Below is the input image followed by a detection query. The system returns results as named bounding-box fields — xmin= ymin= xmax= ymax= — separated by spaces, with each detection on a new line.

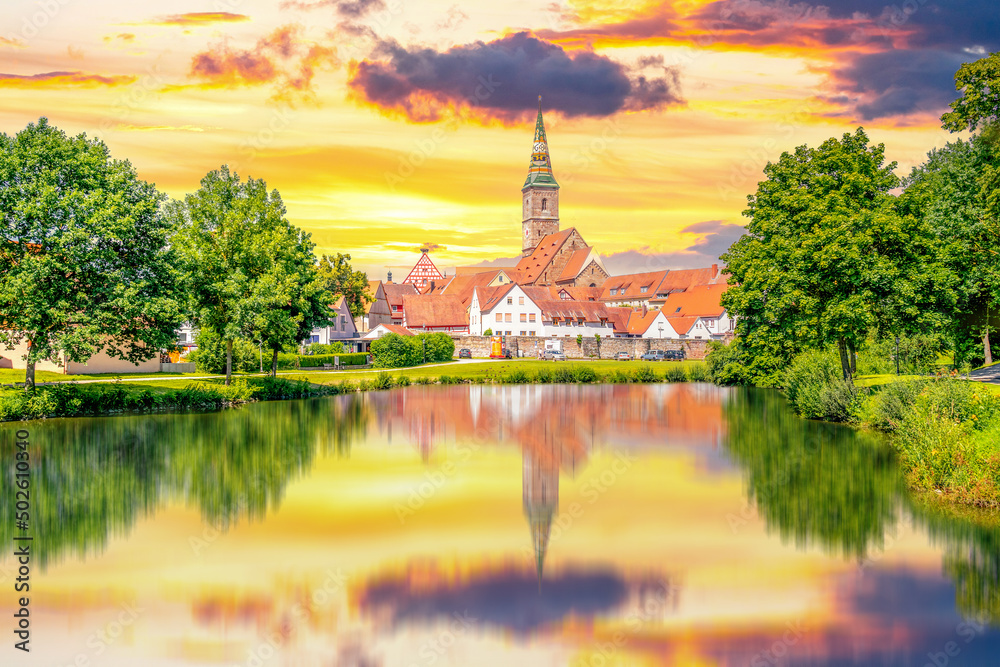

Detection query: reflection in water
xmin=7 ymin=383 xmax=1000 ymax=665
xmin=0 ymin=396 xmax=369 ymax=567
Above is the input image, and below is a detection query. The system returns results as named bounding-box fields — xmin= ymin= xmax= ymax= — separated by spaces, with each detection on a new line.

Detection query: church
xmin=514 ymin=99 xmax=610 ymax=288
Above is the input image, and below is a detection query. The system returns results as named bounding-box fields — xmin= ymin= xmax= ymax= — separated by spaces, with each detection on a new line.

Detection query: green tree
xmin=900 ymin=135 xmax=1000 ymax=366
xmin=0 ymin=118 xmax=183 ymax=390
xmin=420 ymin=332 xmax=455 ymax=362
xmin=941 ymin=51 xmax=1000 ymax=134
xmin=247 ymin=231 xmax=333 ymax=376
xmin=370 ymin=333 xmax=421 ymax=368
xmin=721 ymin=128 xmax=941 ymax=384
xmin=318 ymin=253 xmax=373 ymax=318
xmin=170 ymin=166 xmax=307 ymax=385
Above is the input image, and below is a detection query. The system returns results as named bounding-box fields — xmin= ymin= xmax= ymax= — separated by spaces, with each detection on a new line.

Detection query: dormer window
xmin=610 ymin=289 xmax=618 ymax=296
xmin=640 ymin=285 xmax=649 ymax=293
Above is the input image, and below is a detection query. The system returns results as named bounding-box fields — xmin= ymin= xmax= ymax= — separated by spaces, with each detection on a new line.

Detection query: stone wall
xmin=452 ymin=335 xmax=712 ymax=360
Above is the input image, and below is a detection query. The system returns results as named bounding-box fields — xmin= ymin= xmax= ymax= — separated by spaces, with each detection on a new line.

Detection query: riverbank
xmin=0 ymin=359 xmax=708 ymax=422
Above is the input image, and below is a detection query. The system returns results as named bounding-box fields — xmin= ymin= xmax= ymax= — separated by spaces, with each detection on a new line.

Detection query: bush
xmin=705 ymin=341 xmax=751 ymax=386
xmin=573 ymin=366 xmax=597 ymax=383
xmin=784 ymin=349 xmax=857 ymax=422
xmin=396 ymin=375 xmax=412 ymax=387
xmin=858 ymin=380 xmax=925 ymax=432
xmin=687 ymin=363 xmax=709 ymax=382
xmin=554 ymin=366 xmax=575 ymax=383
xmin=420 ymin=332 xmax=455 ymax=362
xmin=662 ymin=365 xmax=686 ymax=383
xmin=534 ymin=368 xmax=552 ymax=384
xmin=483 ymin=329 xmax=493 ymax=336
xmin=190 ymin=327 xmax=260 ymax=373
xmin=414 ymin=376 xmax=434 ymax=385
xmin=306 ymin=342 xmax=345 ymax=355
xmin=503 ymin=368 xmax=531 ymax=384
xmin=370 ymin=333 xmax=421 ymax=368
xmin=372 ymin=372 xmax=395 ymax=390
xmin=609 ymin=369 xmax=631 ymax=383
xmin=439 ymin=374 xmax=459 ymax=385
xmin=633 ymin=365 xmax=659 ymax=383
xmin=299 ymin=353 xmax=368 ymax=368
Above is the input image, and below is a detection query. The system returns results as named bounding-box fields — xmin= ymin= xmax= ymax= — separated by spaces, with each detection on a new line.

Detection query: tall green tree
xmin=0 ymin=118 xmax=183 ymax=390
xmin=900 ymin=135 xmax=1000 ymax=366
xmin=941 ymin=51 xmax=1000 ymax=134
xmin=721 ymin=128 xmax=942 ymax=384
xmin=169 ymin=166 xmax=309 ymax=384
xmin=318 ymin=253 xmax=373 ymax=318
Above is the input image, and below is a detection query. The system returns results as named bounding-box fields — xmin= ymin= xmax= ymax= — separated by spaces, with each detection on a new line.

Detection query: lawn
xmin=0 ymin=368 xmax=205 ymax=385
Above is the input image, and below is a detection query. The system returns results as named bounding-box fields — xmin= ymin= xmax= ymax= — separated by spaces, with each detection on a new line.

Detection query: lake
xmin=3 ymin=383 xmax=1000 ymax=666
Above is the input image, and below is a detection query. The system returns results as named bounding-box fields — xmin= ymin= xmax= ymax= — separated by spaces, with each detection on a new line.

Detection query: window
xmin=640 ymin=285 xmax=649 ymax=293
xmin=310 ymin=335 xmax=320 ymax=343
xmin=505 ymin=313 xmax=512 ymax=322
xmin=507 ymin=297 xmax=513 ymax=305
xmin=578 ymin=318 xmax=585 ymax=325
xmin=506 ymin=330 xmax=512 ymax=336
xmin=496 ymin=313 xmax=502 ymax=322
xmin=541 ymin=198 xmax=547 ymax=211
xmin=529 ymin=313 xmax=536 ymax=322
xmin=519 ymin=296 xmax=524 ymax=305
xmin=520 ymin=313 xmax=527 ymax=322
xmin=529 ymin=331 xmax=536 ymax=336
xmin=674 ymin=307 xmax=681 ymax=313
xmin=520 ymin=330 xmax=526 ymax=336
xmin=610 ymin=289 xmax=618 ymax=296
xmin=340 ymin=315 xmax=346 ymax=330
xmin=393 ymin=305 xmax=400 ymax=312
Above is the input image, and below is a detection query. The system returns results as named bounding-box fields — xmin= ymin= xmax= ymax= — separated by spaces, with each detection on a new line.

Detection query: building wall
xmin=534 ymin=231 xmax=588 ymax=285
xmin=473 ymin=286 xmax=544 ymax=336
xmin=65 ymin=348 xmax=161 ymax=375
xmin=0 ymin=339 xmax=65 ymax=373
xmin=568 ymin=260 xmax=608 ymax=288
xmin=451 ymin=335 xmax=713 ymax=360
xmin=522 ymin=187 xmax=560 ymax=256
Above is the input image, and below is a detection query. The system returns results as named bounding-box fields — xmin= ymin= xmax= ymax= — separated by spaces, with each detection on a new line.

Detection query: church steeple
xmin=521 ymin=96 xmax=560 ymax=257
xmin=524 ymin=96 xmax=559 ymax=189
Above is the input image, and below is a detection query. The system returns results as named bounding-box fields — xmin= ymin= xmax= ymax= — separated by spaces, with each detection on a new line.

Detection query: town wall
xmin=452 ymin=335 xmax=713 ymax=360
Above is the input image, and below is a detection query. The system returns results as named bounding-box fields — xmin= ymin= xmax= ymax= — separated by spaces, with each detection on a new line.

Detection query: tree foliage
xmin=941 ymin=51 xmax=1000 ymax=134
xmin=721 ymin=128 xmax=943 ymax=384
xmin=0 ymin=118 xmax=183 ymax=390
xmin=318 ymin=253 xmax=373 ymax=318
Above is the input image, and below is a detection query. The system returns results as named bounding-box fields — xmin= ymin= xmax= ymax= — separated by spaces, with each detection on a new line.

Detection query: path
xmin=969 ymin=364 xmax=1000 ymax=384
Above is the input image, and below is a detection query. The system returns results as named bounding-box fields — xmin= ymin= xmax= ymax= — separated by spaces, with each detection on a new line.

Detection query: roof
xmin=402 ymin=252 xmax=445 ymax=286
xmin=440 ymin=270 xmax=520 ymax=306
xmin=523 ymin=98 xmax=559 ymax=189
xmin=654 ymin=265 xmax=726 ymax=296
xmin=383 ymin=283 xmax=418 ymax=307
xmin=626 ymin=310 xmax=661 ymax=336
xmin=660 ymin=284 xmax=728 ymax=318
xmin=515 ymin=229 xmax=576 ymax=283
xmin=666 ymin=316 xmax=698 ymax=335
xmin=363 ymin=323 xmax=415 ymax=339
xmin=600 ymin=270 xmax=669 ymax=301
xmin=362 ymin=280 xmax=383 ymax=314
xmin=537 ymin=300 xmax=610 ymax=323
xmin=555 ymin=246 xmax=605 ymax=283
xmin=402 ymin=294 xmax=468 ymax=328
xmin=332 ymin=295 xmax=346 ymax=310
xmin=604 ymin=307 xmax=633 ymax=334
xmin=553 ymin=285 xmax=603 ymax=301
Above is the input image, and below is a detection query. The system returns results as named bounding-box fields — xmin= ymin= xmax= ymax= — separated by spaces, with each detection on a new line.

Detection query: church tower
xmin=522 ymin=97 xmax=560 ymax=257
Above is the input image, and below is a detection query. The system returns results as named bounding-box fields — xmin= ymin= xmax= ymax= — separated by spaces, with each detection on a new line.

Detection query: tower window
xmin=541 ymin=198 xmax=547 ymax=212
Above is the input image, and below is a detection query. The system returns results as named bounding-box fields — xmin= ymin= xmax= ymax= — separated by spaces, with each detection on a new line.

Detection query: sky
xmin=1 ymin=0 xmax=992 ymax=279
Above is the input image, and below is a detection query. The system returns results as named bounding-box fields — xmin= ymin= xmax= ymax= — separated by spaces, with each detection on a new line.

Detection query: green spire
xmin=524 ymin=96 xmax=559 ymax=189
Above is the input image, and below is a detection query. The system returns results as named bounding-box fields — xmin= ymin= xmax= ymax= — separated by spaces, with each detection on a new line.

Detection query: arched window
xmin=541 ymin=198 xmax=547 ymax=212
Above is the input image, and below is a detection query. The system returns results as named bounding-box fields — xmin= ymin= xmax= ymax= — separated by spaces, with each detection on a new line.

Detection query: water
xmin=3 ymin=383 xmax=1000 ymax=666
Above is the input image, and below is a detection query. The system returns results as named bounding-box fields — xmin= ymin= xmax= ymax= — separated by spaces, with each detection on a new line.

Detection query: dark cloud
xmin=348 ymin=32 xmax=684 ymax=122
xmin=188 ymin=25 xmax=335 ymax=102
xmin=825 ymin=49 xmax=966 ymax=120
xmin=417 ymin=242 xmax=445 ymax=253
xmin=602 ymin=220 xmax=744 ymax=274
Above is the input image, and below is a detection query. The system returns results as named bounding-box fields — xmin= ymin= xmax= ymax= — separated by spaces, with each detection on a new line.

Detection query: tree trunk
xmin=225 ymin=339 xmax=233 ymax=386
xmin=24 ymin=358 xmax=36 ymax=393
xmin=850 ymin=347 xmax=857 ymax=375
xmin=984 ymin=329 xmax=993 ymax=366
xmin=271 ymin=348 xmax=279 ymax=378
xmin=837 ymin=338 xmax=853 ymax=383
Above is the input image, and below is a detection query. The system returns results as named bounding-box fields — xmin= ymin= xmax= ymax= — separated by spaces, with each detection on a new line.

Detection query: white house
xmin=307 ymin=296 xmax=363 ymax=350
xmin=469 ymin=284 xmax=615 ymax=338
xmin=660 ymin=284 xmax=733 ymax=339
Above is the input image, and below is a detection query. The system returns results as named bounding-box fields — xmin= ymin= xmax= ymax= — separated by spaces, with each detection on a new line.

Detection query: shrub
xmin=484 ymin=328 xmax=492 ymax=336
xmin=299 ymin=353 xmax=367 ymax=368
xmin=609 ymin=369 xmax=631 ymax=383
xmin=439 ymin=374 xmax=459 ymax=385
xmin=784 ymin=349 xmax=857 ymax=421
xmin=705 ymin=340 xmax=751 ymax=386
xmin=553 ymin=366 xmax=575 ymax=383
xmin=858 ymin=380 xmax=925 ymax=432
xmin=534 ymin=368 xmax=552 ymax=384
xmin=503 ymin=368 xmax=531 ymax=384
xmin=420 ymin=332 xmax=455 ymax=362
xmin=370 ymin=333 xmax=421 ymax=368
xmin=190 ymin=327 xmax=260 ymax=373
xmin=306 ymin=342 xmax=345 ymax=355
xmin=634 ymin=365 xmax=660 ymax=383
xmin=357 ymin=378 xmax=372 ymax=391
xmin=687 ymin=363 xmax=709 ymax=382
xmin=573 ymin=365 xmax=597 ymax=383
xmin=372 ymin=372 xmax=395 ymax=390
xmin=396 ymin=375 xmax=412 ymax=387
xmin=414 ymin=376 xmax=434 ymax=385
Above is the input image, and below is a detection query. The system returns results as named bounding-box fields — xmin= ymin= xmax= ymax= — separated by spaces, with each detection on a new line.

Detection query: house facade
xmin=307 ymin=296 xmax=362 ymax=350
xmin=355 ymin=280 xmax=393 ymax=332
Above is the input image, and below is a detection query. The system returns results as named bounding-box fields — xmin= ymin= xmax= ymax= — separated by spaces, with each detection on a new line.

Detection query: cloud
xmin=822 ymin=49 xmax=966 ymax=120
xmin=348 ymin=32 xmax=684 ymax=123
xmin=280 ymin=0 xmax=385 ymax=16
xmin=104 ymin=33 xmax=136 ymax=44
xmin=188 ymin=25 xmax=336 ymax=102
xmin=602 ymin=220 xmax=744 ymax=274
xmin=418 ymin=242 xmax=445 ymax=253
xmin=0 ymin=36 xmax=24 ymax=49
xmin=435 ymin=5 xmax=469 ymax=31
xmin=140 ymin=12 xmax=250 ymax=27
xmin=0 ymin=71 xmax=136 ymax=89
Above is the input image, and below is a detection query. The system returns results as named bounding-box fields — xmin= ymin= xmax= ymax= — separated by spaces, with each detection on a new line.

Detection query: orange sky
xmin=0 ymin=0 xmax=979 ymax=278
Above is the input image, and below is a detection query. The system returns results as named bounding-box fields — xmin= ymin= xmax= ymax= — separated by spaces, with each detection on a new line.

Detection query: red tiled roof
xmin=654 ymin=265 xmax=726 ymax=296
xmin=478 ymin=283 xmax=518 ymax=311
xmin=556 ymin=246 xmax=593 ymax=282
xmin=382 ymin=324 xmax=415 ymax=336
xmin=553 ymin=285 xmax=603 ymax=301
xmin=440 ymin=270 xmax=520 ymax=306
xmin=660 ymin=284 xmax=728 ymax=318
xmin=383 ymin=283 xmax=418 ymax=307
xmin=537 ymin=300 xmax=610 ymax=323
xmin=514 ymin=229 xmax=576 ymax=283
xmin=402 ymin=294 xmax=468 ymax=328
xmin=599 ymin=269 xmax=669 ymax=301
xmin=626 ymin=310 xmax=660 ymax=336
xmin=604 ymin=307 xmax=633 ymax=334
xmin=666 ymin=316 xmax=698 ymax=335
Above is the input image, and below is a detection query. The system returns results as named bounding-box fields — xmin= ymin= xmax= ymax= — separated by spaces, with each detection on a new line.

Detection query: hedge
xmin=298 ymin=352 xmax=369 ymax=368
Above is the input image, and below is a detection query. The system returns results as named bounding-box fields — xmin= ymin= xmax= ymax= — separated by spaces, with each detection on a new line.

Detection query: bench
xmin=323 ymin=363 xmax=333 ymax=370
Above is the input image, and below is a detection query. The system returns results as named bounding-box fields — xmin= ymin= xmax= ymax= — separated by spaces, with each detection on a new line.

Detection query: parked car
xmin=541 ymin=350 xmax=567 ymax=361
xmin=501 ymin=348 xmax=514 ymax=359
xmin=616 ymin=351 xmax=633 ymax=361
xmin=663 ymin=349 xmax=686 ymax=361
xmin=458 ymin=348 xmax=472 ymax=359
xmin=640 ymin=350 xmax=666 ymax=361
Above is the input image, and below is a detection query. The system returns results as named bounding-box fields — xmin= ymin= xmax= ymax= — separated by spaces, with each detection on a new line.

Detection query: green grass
xmin=0 ymin=369 xmax=207 ymax=385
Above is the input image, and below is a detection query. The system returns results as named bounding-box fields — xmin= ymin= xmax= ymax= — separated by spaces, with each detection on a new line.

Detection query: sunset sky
xmin=1 ymin=0 xmax=992 ymax=278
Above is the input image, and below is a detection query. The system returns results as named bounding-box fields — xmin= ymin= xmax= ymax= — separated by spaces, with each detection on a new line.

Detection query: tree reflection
xmin=721 ymin=387 xmax=902 ymax=559
xmin=0 ymin=395 xmax=368 ymax=568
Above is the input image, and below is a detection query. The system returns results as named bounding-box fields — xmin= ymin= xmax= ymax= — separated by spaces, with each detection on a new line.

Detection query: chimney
xmin=711 ymin=263 xmax=719 ymax=276
xmin=429 ymin=280 xmax=436 ymax=291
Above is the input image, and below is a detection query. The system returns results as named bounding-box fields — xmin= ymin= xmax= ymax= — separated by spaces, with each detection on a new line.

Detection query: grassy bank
xmin=0 ymin=359 xmax=709 ymax=422
xmin=781 ymin=350 xmax=1000 ymax=508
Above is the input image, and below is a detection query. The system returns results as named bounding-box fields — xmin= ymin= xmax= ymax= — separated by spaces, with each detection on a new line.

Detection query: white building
xmin=469 ymin=284 xmax=615 ymax=338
